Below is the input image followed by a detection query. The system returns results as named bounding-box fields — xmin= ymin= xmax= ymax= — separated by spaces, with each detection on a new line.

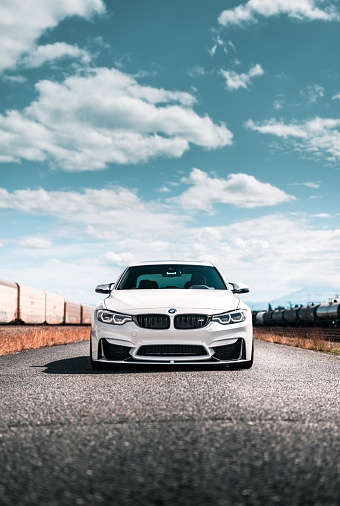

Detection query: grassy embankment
xmin=0 ymin=326 xmax=90 ymax=356
xmin=254 ymin=328 xmax=340 ymax=355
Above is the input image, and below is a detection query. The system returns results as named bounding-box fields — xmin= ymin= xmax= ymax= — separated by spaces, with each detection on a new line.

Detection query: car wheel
xmin=229 ymin=343 xmax=254 ymax=369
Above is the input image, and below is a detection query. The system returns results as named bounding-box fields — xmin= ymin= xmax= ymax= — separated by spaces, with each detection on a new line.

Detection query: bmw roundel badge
xmin=168 ymin=308 xmax=177 ymax=314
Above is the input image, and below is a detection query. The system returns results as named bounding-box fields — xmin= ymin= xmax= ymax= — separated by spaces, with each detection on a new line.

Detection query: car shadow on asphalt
xmin=37 ymin=356 xmax=232 ymax=374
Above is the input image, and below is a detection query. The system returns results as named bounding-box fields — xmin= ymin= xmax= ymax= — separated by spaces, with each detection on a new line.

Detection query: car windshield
xmin=116 ymin=264 xmax=227 ymax=290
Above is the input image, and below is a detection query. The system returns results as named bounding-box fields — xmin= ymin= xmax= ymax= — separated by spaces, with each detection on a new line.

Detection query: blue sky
xmin=1 ymin=0 xmax=340 ymax=306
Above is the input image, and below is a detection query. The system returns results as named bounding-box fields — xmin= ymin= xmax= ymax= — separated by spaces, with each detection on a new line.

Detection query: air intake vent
xmin=102 ymin=340 xmax=132 ymax=361
xmin=212 ymin=339 xmax=243 ymax=361
xmin=137 ymin=345 xmax=208 ymax=357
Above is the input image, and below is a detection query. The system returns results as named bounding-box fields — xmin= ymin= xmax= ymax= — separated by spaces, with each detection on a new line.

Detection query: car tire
xmin=229 ymin=342 xmax=254 ymax=369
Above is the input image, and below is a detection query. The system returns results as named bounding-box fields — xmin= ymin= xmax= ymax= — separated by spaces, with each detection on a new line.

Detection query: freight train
xmin=0 ymin=278 xmax=93 ymax=325
xmin=253 ymin=300 xmax=340 ymax=328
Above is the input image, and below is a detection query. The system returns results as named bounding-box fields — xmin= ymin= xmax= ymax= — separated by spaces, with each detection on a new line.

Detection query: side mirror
xmin=230 ymin=282 xmax=249 ymax=294
xmin=95 ymin=283 xmax=115 ymax=294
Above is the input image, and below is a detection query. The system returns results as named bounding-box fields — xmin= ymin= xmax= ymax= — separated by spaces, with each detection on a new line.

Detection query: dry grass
xmin=254 ymin=328 xmax=340 ymax=355
xmin=0 ymin=326 xmax=90 ymax=356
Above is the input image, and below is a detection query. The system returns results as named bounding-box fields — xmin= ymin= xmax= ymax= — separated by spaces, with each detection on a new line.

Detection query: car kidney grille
xmin=212 ymin=339 xmax=243 ymax=361
xmin=174 ymin=314 xmax=208 ymax=329
xmin=137 ymin=345 xmax=208 ymax=357
xmin=135 ymin=314 xmax=170 ymax=329
xmin=102 ymin=339 xmax=132 ymax=360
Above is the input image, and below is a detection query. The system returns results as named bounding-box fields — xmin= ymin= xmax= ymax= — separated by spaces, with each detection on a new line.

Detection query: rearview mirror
xmin=95 ymin=283 xmax=115 ymax=294
xmin=230 ymin=282 xmax=249 ymax=294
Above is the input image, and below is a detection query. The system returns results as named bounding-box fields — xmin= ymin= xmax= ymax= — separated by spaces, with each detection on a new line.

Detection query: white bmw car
xmin=90 ymin=261 xmax=253 ymax=369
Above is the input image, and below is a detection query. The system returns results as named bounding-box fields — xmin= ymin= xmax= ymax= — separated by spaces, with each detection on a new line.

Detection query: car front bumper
xmin=90 ymin=315 xmax=253 ymax=365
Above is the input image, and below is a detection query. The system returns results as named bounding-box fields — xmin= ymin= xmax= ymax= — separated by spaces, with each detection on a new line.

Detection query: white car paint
xmin=90 ymin=261 xmax=253 ymax=368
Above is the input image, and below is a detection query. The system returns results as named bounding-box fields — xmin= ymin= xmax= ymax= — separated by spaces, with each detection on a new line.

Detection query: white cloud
xmin=20 ymin=237 xmax=52 ymax=249
xmin=273 ymin=98 xmax=285 ymax=110
xmin=0 ymin=186 xmax=191 ymax=244
xmin=169 ymin=169 xmax=295 ymax=212
xmin=0 ymin=68 xmax=233 ymax=170
xmin=220 ymin=64 xmax=264 ymax=91
xmin=218 ymin=0 xmax=339 ymax=27
xmin=0 ymin=173 xmax=295 ymax=239
xmin=246 ymin=117 xmax=340 ymax=163
xmin=0 ymin=0 xmax=105 ymax=73
xmin=312 ymin=213 xmax=330 ymax=218
xmin=187 ymin=66 xmax=206 ymax=77
xmin=22 ymin=43 xmax=91 ymax=68
xmin=103 ymin=252 xmax=135 ymax=266
xmin=2 ymin=185 xmax=340 ymax=304
xmin=300 ymin=84 xmax=324 ymax=104
xmin=290 ymin=182 xmax=320 ymax=189
xmin=332 ymin=93 xmax=340 ymax=100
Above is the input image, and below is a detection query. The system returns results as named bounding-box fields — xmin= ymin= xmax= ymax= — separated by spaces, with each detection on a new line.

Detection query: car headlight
xmin=211 ymin=309 xmax=247 ymax=325
xmin=96 ymin=309 xmax=132 ymax=325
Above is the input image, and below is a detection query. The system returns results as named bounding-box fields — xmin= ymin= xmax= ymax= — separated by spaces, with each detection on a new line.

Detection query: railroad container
xmin=298 ymin=305 xmax=318 ymax=324
xmin=65 ymin=301 xmax=81 ymax=324
xmin=326 ymin=301 xmax=340 ymax=322
xmin=272 ymin=309 xmax=285 ymax=324
xmin=18 ymin=284 xmax=45 ymax=324
xmin=283 ymin=307 xmax=300 ymax=324
xmin=316 ymin=303 xmax=331 ymax=321
xmin=0 ymin=279 xmax=18 ymax=323
xmin=263 ymin=311 xmax=273 ymax=325
xmin=45 ymin=292 xmax=65 ymax=324
xmin=81 ymin=305 xmax=93 ymax=325
xmin=254 ymin=311 xmax=265 ymax=325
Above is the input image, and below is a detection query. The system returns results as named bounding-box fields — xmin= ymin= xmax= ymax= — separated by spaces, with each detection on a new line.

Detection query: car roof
xmin=128 ymin=260 xmax=215 ymax=268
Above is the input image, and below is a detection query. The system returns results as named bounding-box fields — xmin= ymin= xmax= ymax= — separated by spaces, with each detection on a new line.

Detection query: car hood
xmin=103 ymin=289 xmax=241 ymax=315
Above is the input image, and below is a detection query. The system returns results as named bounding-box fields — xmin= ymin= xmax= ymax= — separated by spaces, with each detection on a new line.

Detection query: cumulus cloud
xmin=246 ymin=117 xmax=340 ymax=163
xmin=169 ymin=169 xmax=295 ymax=212
xmin=0 ymin=172 xmax=295 ymax=233
xmin=220 ymin=64 xmax=264 ymax=91
xmin=0 ymin=68 xmax=233 ymax=170
xmin=0 ymin=0 xmax=105 ymax=72
xmin=22 ymin=43 xmax=91 ymax=68
xmin=0 ymin=186 xmax=190 ymax=244
xmin=218 ymin=0 xmax=339 ymax=27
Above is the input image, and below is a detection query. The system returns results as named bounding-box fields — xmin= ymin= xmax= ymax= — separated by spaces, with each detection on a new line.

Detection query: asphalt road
xmin=0 ymin=340 xmax=339 ymax=506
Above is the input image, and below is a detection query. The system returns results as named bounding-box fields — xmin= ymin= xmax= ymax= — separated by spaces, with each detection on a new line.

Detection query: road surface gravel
xmin=0 ymin=340 xmax=339 ymax=505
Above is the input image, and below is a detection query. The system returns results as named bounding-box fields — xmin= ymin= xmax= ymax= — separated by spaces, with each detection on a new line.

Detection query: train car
xmin=65 ymin=301 xmax=81 ymax=324
xmin=263 ymin=311 xmax=273 ymax=325
xmin=297 ymin=305 xmax=319 ymax=325
xmin=45 ymin=292 xmax=65 ymax=325
xmin=327 ymin=301 xmax=340 ymax=325
xmin=283 ymin=307 xmax=300 ymax=325
xmin=254 ymin=311 xmax=265 ymax=325
xmin=81 ymin=305 xmax=93 ymax=325
xmin=18 ymin=284 xmax=46 ymax=324
xmin=316 ymin=303 xmax=332 ymax=324
xmin=0 ymin=279 xmax=18 ymax=323
xmin=272 ymin=309 xmax=285 ymax=325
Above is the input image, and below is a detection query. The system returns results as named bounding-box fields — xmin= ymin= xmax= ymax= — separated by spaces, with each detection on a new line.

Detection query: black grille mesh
xmin=212 ymin=339 xmax=243 ymax=361
xmin=137 ymin=344 xmax=208 ymax=357
xmin=135 ymin=314 xmax=170 ymax=329
xmin=102 ymin=340 xmax=131 ymax=360
xmin=174 ymin=314 xmax=208 ymax=329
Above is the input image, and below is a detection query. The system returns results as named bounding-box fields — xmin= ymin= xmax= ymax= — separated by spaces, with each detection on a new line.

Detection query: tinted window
xmin=117 ymin=264 xmax=227 ymax=290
